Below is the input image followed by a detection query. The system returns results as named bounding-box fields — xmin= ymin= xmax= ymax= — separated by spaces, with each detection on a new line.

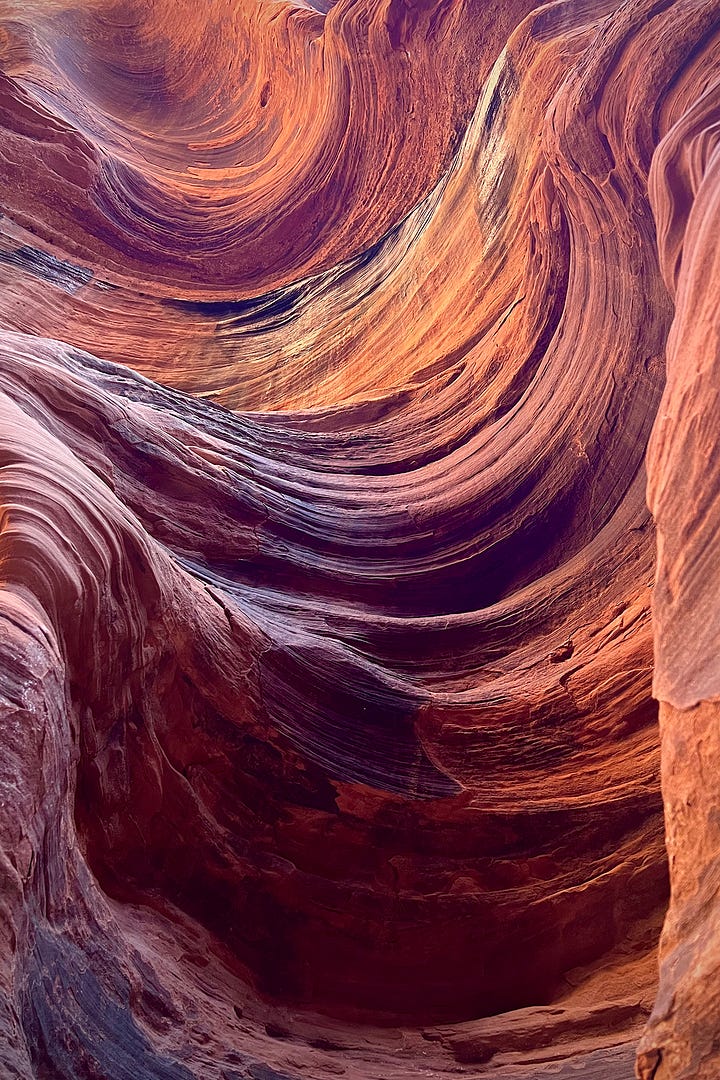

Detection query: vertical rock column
xmin=638 ymin=77 xmax=720 ymax=1080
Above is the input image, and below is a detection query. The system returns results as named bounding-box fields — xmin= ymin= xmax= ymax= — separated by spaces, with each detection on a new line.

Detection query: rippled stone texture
xmin=0 ymin=0 xmax=718 ymax=1078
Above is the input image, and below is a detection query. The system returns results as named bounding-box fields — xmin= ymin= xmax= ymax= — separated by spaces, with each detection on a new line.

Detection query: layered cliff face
xmin=0 ymin=0 xmax=718 ymax=1077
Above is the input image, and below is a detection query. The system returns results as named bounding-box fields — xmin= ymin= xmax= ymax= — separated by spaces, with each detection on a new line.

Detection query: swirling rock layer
xmin=0 ymin=0 xmax=718 ymax=1077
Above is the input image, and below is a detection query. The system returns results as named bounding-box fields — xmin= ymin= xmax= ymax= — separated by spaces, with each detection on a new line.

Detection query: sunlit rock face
xmin=0 ymin=0 xmax=718 ymax=1077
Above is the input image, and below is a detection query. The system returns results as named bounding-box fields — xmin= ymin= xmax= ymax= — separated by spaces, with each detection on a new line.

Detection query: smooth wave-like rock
xmin=0 ymin=0 xmax=718 ymax=1077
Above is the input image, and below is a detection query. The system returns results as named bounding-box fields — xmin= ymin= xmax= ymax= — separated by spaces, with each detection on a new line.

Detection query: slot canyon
xmin=0 ymin=0 xmax=719 ymax=1076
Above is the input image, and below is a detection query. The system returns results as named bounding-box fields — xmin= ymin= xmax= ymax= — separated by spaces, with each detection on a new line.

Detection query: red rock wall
xmin=0 ymin=1 xmax=717 ymax=1078
xmin=638 ymin=61 xmax=720 ymax=1080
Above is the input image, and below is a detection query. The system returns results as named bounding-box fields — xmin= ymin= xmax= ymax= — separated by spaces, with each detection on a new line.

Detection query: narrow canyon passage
xmin=0 ymin=1 xmax=718 ymax=1078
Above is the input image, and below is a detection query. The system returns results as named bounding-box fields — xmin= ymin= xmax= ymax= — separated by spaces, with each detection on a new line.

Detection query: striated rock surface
xmin=637 ymin=60 xmax=720 ymax=1080
xmin=0 ymin=0 xmax=717 ymax=1077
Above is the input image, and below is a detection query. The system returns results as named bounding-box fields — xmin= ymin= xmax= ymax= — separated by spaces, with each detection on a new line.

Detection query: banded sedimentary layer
xmin=0 ymin=0 xmax=718 ymax=1077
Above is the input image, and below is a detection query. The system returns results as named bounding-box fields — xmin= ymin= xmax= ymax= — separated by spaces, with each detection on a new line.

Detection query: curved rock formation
xmin=0 ymin=0 xmax=717 ymax=1077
